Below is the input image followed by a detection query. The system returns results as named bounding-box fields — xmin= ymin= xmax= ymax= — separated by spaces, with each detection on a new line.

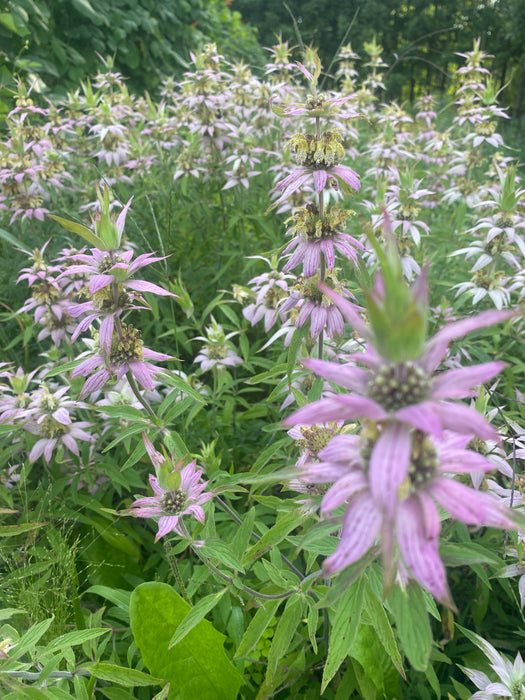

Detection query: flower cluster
xmin=129 ymin=433 xmax=212 ymax=541
xmin=284 ymin=256 xmax=519 ymax=605
xmin=49 ymin=186 xmax=173 ymax=398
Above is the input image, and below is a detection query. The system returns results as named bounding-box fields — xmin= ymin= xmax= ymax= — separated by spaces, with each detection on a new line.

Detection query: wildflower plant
xmin=284 ymin=224 xmax=520 ymax=605
xmin=1 ymin=36 xmax=525 ymax=700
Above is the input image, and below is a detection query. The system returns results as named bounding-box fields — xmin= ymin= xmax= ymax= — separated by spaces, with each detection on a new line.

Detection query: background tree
xmin=0 ymin=0 xmax=262 ymax=110
xmin=234 ymin=0 xmax=525 ymax=114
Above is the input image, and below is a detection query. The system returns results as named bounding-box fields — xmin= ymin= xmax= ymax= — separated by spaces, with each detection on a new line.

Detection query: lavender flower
xmin=282 ymin=273 xmax=519 ymax=604
xmin=287 ymin=286 xmax=513 ymax=444
xmin=281 ymin=272 xmax=354 ymax=342
xmin=241 ymin=255 xmax=293 ymax=331
xmin=294 ymin=426 xmax=516 ymax=604
xmin=271 ymin=130 xmax=360 ymax=211
xmin=72 ymin=323 xmax=171 ymax=397
xmin=282 ymin=204 xmax=364 ymax=277
xmin=129 ymin=434 xmax=212 ymax=541
xmin=193 ymin=319 xmax=242 ymax=372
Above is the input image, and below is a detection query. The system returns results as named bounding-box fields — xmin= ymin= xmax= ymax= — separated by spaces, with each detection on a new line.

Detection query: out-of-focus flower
xmin=460 ymin=628 xmax=525 ymax=699
xmin=193 ymin=319 xmax=242 ymax=372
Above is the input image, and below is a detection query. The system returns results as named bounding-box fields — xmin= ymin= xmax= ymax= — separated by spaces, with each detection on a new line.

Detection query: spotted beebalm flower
xmin=129 ymin=434 xmax=212 ymax=541
xmin=282 ymin=283 xmax=519 ymax=604
xmin=282 ymin=204 xmax=365 ymax=277
xmin=299 ymin=427 xmax=516 ymax=604
xmin=282 ymin=272 xmax=354 ymax=341
xmin=288 ymin=286 xmax=514 ymax=444
xmin=460 ymin=628 xmax=525 ymax=699
xmin=63 ymin=247 xmax=172 ymax=298
xmin=241 ymin=255 xmax=293 ymax=332
xmin=193 ymin=319 xmax=242 ymax=372
xmin=26 ymin=417 xmax=93 ymax=464
xmin=287 ymin=421 xmax=344 ymax=468
xmin=271 ymin=130 xmax=360 ymax=211
xmin=72 ymin=323 xmax=171 ymax=398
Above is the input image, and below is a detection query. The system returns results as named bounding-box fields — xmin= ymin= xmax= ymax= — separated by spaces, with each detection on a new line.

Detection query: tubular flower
xmin=72 ymin=323 xmax=171 ymax=397
xmin=282 ymin=281 xmax=519 ymax=605
xmin=270 ymin=130 xmax=360 ymax=211
xmin=129 ymin=434 xmax=212 ymax=541
xmin=287 ymin=288 xmax=514 ymax=444
xmin=294 ymin=427 xmax=517 ymax=605
xmin=283 ymin=204 xmax=365 ymax=277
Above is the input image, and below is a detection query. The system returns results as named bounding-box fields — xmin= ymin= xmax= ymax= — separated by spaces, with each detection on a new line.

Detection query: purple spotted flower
xmin=72 ymin=323 xmax=171 ymax=398
xmin=129 ymin=434 xmax=212 ymax=541
xmin=282 ymin=273 xmax=357 ymax=341
xmin=63 ymin=247 xmax=170 ymax=298
xmin=270 ymin=129 xmax=360 ymax=211
xmin=282 ymin=276 xmax=519 ymax=604
xmin=294 ymin=426 xmax=517 ymax=605
xmin=288 ymin=286 xmax=514 ymax=446
xmin=282 ymin=204 xmax=365 ymax=277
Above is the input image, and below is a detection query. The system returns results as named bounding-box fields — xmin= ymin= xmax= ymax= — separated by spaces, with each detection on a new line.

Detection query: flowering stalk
xmin=283 ymin=221 xmax=521 ymax=606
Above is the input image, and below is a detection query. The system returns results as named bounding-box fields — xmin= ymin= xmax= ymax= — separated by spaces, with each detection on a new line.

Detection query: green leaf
xmin=0 ymin=607 xmax=25 ymax=620
xmin=90 ymin=517 xmax=138 ymax=558
xmin=234 ymin=599 xmax=282 ymax=660
xmin=102 ymin=423 xmax=149 ymax=452
xmin=0 ymin=227 xmax=29 ymax=251
xmin=42 ymin=358 xmax=86 ymax=379
xmin=321 ymin=574 xmax=366 ymax=692
xmin=87 ymin=662 xmax=166 ymax=688
xmin=231 ymin=506 xmax=255 ymax=560
xmin=349 ymin=624 xmax=400 ymax=697
xmin=85 ymin=585 xmax=131 ymax=616
xmin=160 ymin=371 xmax=207 ymax=404
xmin=0 ymin=522 xmax=48 ymax=537
xmin=387 ymin=583 xmax=432 ymax=671
xmin=0 ymin=12 xmax=30 ymax=36
xmin=130 ymin=582 xmax=243 ymax=700
xmin=363 ymin=580 xmax=404 ymax=678
xmin=11 ymin=617 xmax=54 ymax=659
xmin=169 ymin=589 xmax=228 ymax=648
xmin=266 ymin=594 xmax=304 ymax=683
xmin=241 ymin=510 xmax=303 ymax=568
xmin=287 ymin=325 xmax=308 ymax=381
xmin=44 ymin=628 xmax=110 ymax=653
xmin=71 ymin=0 xmax=102 ymax=23
xmin=48 ymin=215 xmax=106 ymax=249
xmin=2 ymin=684 xmax=50 ymax=699
xmin=198 ymin=539 xmax=245 ymax=573
xmin=440 ymin=541 xmax=503 ymax=567
xmin=96 ymin=405 xmax=146 ymax=421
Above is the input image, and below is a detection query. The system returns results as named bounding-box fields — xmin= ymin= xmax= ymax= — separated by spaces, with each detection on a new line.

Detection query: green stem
xmin=125 ymin=369 xmax=157 ymax=420
xmin=164 ymin=540 xmax=191 ymax=604
xmin=178 ymin=519 xmax=319 ymax=602
xmin=215 ymin=496 xmax=305 ymax=579
xmin=0 ymin=670 xmax=92 ymax=680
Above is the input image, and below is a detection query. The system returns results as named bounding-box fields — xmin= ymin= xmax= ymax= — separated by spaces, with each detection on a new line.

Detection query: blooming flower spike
xmin=128 ymin=433 xmax=212 ymax=541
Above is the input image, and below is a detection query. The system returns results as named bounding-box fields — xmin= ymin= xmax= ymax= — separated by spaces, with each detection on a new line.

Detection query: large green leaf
xmin=363 ymin=580 xmax=404 ymax=678
xmin=130 ymin=582 xmax=243 ymax=700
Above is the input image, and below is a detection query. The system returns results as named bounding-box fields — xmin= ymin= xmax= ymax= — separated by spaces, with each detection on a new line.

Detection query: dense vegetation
xmin=0 ymin=7 xmax=524 ymax=700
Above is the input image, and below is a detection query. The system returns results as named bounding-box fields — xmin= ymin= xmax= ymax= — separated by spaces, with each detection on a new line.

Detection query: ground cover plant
xmin=0 ymin=34 xmax=524 ymax=700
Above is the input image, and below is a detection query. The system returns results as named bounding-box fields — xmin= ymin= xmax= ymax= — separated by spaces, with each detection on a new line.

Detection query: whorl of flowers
xmin=283 ymin=223 xmax=521 ymax=606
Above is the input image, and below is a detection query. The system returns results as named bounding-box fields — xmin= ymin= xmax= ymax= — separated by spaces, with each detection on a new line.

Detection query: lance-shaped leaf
xmin=48 ymin=215 xmax=107 ymax=250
